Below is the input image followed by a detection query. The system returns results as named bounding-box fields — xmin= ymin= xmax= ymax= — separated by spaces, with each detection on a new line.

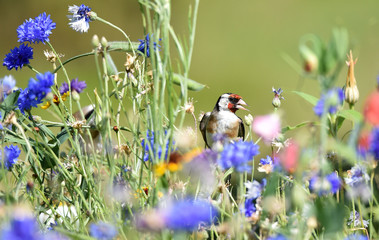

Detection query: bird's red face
xmin=227 ymin=94 xmax=248 ymax=113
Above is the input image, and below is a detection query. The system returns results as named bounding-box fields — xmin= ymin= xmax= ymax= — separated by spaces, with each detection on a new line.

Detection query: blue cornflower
xmin=17 ymin=72 xmax=54 ymax=114
xmin=0 ymin=75 xmax=16 ymax=99
xmin=243 ymin=198 xmax=256 ymax=217
xmin=258 ymin=155 xmax=275 ymax=174
xmin=369 ymin=127 xmax=379 ymax=160
xmin=345 ymin=164 xmax=370 ymax=187
xmin=1 ymin=145 xmax=21 ymax=170
xmin=344 ymin=233 xmax=368 ymax=240
xmin=218 ymin=140 xmax=259 ymax=172
xmin=1 ymin=216 xmax=41 ymax=240
xmin=89 ymin=221 xmax=117 ymax=240
xmin=163 ymin=199 xmax=218 ymax=231
xmin=141 ymin=130 xmax=172 ymax=161
xmin=68 ymin=4 xmax=93 ymax=33
xmin=272 ymin=87 xmax=284 ymax=108
xmin=17 ymin=13 xmax=56 ymax=44
xmin=267 ymin=235 xmax=288 ymax=240
xmin=137 ymin=34 xmax=161 ymax=57
xmin=3 ymin=44 xmax=33 ymax=70
xmin=245 ymin=179 xmax=266 ymax=199
xmin=309 ymin=172 xmax=341 ymax=196
xmin=59 ymin=78 xmax=87 ymax=94
xmin=314 ymin=88 xmax=344 ymax=117
xmin=348 ymin=211 xmax=369 ymax=228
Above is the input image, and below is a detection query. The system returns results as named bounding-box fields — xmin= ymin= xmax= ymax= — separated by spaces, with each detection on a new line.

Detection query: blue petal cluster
xmin=17 ymin=72 xmax=54 ymax=114
xmin=59 ymin=78 xmax=87 ymax=94
xmin=17 ymin=13 xmax=56 ymax=44
xmin=218 ymin=141 xmax=260 ymax=172
xmin=3 ymin=44 xmax=33 ymax=70
xmin=192 ymin=149 xmax=218 ymax=163
xmin=141 ymin=130 xmax=172 ymax=161
xmin=89 ymin=221 xmax=117 ymax=240
xmin=0 ymin=75 xmax=17 ymax=99
xmin=68 ymin=4 xmax=93 ymax=33
xmin=314 ymin=88 xmax=344 ymax=117
xmin=137 ymin=34 xmax=161 ymax=57
xmin=267 ymin=235 xmax=288 ymax=240
xmin=344 ymin=164 xmax=369 ymax=187
xmin=244 ymin=198 xmax=256 ymax=217
xmin=2 ymin=145 xmax=21 ymax=170
xmin=369 ymin=127 xmax=379 ymax=160
xmin=344 ymin=234 xmax=368 ymax=240
xmin=163 ymin=199 xmax=218 ymax=231
xmin=1 ymin=216 xmax=41 ymax=240
xmin=309 ymin=172 xmax=341 ymax=195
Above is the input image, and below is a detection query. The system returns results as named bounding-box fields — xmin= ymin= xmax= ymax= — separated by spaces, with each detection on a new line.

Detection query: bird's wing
xmin=199 ymin=112 xmax=211 ymax=147
xmin=238 ymin=117 xmax=245 ymax=140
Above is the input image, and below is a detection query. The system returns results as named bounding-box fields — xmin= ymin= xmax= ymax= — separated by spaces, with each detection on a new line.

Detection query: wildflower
xmin=314 ymin=88 xmax=344 ymax=117
xmin=344 ymin=50 xmax=359 ymax=106
xmin=141 ymin=130 xmax=172 ymax=161
xmin=309 ymin=172 xmax=341 ymax=196
xmin=369 ymin=127 xmax=379 ymax=160
xmin=0 ymin=75 xmax=16 ymax=100
xmin=347 ymin=211 xmax=369 ymax=228
xmin=345 ymin=164 xmax=370 ymax=187
xmin=344 ymin=233 xmax=369 ymax=240
xmin=258 ymin=156 xmax=274 ymax=174
xmin=218 ymin=140 xmax=259 ymax=172
xmin=1 ymin=145 xmax=21 ymax=170
xmin=67 ymin=4 xmax=94 ymax=33
xmin=357 ymin=131 xmax=371 ymax=158
xmin=17 ymin=12 xmax=56 ymax=43
xmin=272 ymin=87 xmax=284 ymax=108
xmin=162 ymin=199 xmax=218 ymax=231
xmin=245 ymin=179 xmax=266 ymax=199
xmin=279 ymin=140 xmax=299 ymax=173
xmin=59 ymin=78 xmax=87 ymax=94
xmin=364 ymin=82 xmax=379 ymax=126
xmin=252 ymin=113 xmax=281 ymax=143
xmin=137 ymin=34 xmax=161 ymax=57
xmin=1 ymin=215 xmax=41 ymax=240
xmin=17 ymin=72 xmax=54 ymax=114
xmin=243 ymin=198 xmax=256 ymax=217
xmin=267 ymin=234 xmax=288 ymax=240
xmin=3 ymin=44 xmax=33 ymax=70
xmin=89 ymin=221 xmax=117 ymax=240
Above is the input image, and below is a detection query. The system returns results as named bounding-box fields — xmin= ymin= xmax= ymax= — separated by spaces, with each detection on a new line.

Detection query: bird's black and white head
xmin=215 ymin=93 xmax=248 ymax=113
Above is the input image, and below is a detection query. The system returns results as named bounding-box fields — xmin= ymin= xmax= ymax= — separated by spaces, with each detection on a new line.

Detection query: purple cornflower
xmin=369 ymin=128 xmax=379 ymax=160
xmin=17 ymin=13 xmax=56 ymax=44
xmin=245 ymin=179 xmax=266 ymax=200
xmin=344 ymin=234 xmax=368 ymax=240
xmin=1 ymin=216 xmax=41 ymax=240
xmin=218 ymin=140 xmax=259 ymax=172
xmin=309 ymin=172 xmax=341 ymax=195
xmin=17 ymin=72 xmax=54 ymax=114
xmin=59 ymin=78 xmax=87 ymax=94
xmin=89 ymin=221 xmax=117 ymax=240
xmin=347 ymin=211 xmax=369 ymax=228
xmin=258 ymin=155 xmax=275 ymax=174
xmin=137 ymin=34 xmax=161 ymax=57
xmin=3 ymin=44 xmax=33 ymax=71
xmin=162 ymin=199 xmax=218 ymax=231
xmin=345 ymin=164 xmax=369 ymax=187
xmin=68 ymin=4 xmax=93 ymax=33
xmin=0 ymin=75 xmax=16 ymax=99
xmin=243 ymin=198 xmax=256 ymax=217
xmin=314 ymin=88 xmax=344 ymax=117
xmin=141 ymin=130 xmax=172 ymax=161
xmin=1 ymin=145 xmax=21 ymax=170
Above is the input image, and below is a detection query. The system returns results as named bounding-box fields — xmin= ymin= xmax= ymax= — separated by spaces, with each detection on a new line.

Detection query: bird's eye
xmin=229 ymin=97 xmax=238 ymax=104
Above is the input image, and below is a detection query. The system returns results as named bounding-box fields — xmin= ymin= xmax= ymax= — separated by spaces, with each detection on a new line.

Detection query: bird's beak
xmin=236 ymin=99 xmax=249 ymax=111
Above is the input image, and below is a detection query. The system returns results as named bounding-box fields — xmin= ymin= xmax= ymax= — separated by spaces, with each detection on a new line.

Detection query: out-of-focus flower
xmin=344 ymin=50 xmax=359 ymax=105
xmin=300 ymin=44 xmax=318 ymax=73
xmin=245 ymin=179 xmax=266 ymax=199
xmin=347 ymin=211 xmax=369 ymax=228
xmin=68 ymin=4 xmax=94 ymax=33
xmin=309 ymin=172 xmax=341 ymax=196
xmin=1 ymin=215 xmax=41 ymax=240
xmin=44 ymin=50 xmax=64 ymax=63
xmin=141 ymin=130 xmax=173 ymax=162
xmin=358 ymin=131 xmax=371 ymax=158
xmin=369 ymin=128 xmax=379 ymax=160
xmin=0 ymin=75 xmax=16 ymax=100
xmin=89 ymin=221 xmax=117 ymax=240
xmin=59 ymin=78 xmax=87 ymax=95
xmin=364 ymin=85 xmax=379 ymax=126
xmin=267 ymin=234 xmax=288 ymax=240
xmin=137 ymin=34 xmax=161 ymax=57
xmin=243 ymin=198 xmax=256 ymax=217
xmin=344 ymin=233 xmax=369 ymax=240
xmin=314 ymin=88 xmax=344 ymax=117
xmin=17 ymin=13 xmax=56 ymax=43
xmin=1 ymin=145 xmax=21 ymax=170
xmin=258 ymin=156 xmax=275 ymax=174
xmin=218 ymin=140 xmax=259 ymax=172
xmin=279 ymin=140 xmax=299 ymax=173
xmin=252 ymin=113 xmax=281 ymax=143
xmin=3 ymin=44 xmax=33 ymax=70
xmin=345 ymin=164 xmax=370 ymax=187
xmin=38 ymin=204 xmax=78 ymax=230
xmin=17 ymin=72 xmax=54 ymax=114
xmin=272 ymin=87 xmax=284 ymax=108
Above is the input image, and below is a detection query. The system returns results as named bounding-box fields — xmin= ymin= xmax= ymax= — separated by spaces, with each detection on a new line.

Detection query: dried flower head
xmin=344 ymin=50 xmax=359 ymax=105
xmin=44 ymin=50 xmax=64 ymax=63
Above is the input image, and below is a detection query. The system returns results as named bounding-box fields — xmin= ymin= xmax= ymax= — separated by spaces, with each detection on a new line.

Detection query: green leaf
xmin=0 ymin=90 xmax=20 ymax=118
xmin=104 ymin=53 xmax=118 ymax=76
xmin=107 ymin=41 xmax=139 ymax=52
xmin=172 ymin=73 xmax=205 ymax=91
xmin=292 ymin=91 xmax=318 ymax=106
xmin=332 ymin=28 xmax=349 ymax=61
xmin=281 ymin=121 xmax=312 ymax=134
xmin=57 ymin=129 xmax=70 ymax=145
xmin=337 ymin=109 xmax=363 ymax=123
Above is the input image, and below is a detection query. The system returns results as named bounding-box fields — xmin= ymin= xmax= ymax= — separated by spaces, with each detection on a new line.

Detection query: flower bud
xmin=72 ymin=90 xmax=80 ymax=101
xmin=92 ymin=35 xmax=100 ymax=47
xmin=100 ymin=36 xmax=108 ymax=48
xmin=244 ymin=114 xmax=254 ymax=126
xmin=272 ymin=87 xmax=284 ymax=108
xmin=344 ymin=50 xmax=359 ymax=106
xmin=300 ymin=45 xmax=318 ymax=73
xmin=272 ymin=97 xmax=281 ymax=108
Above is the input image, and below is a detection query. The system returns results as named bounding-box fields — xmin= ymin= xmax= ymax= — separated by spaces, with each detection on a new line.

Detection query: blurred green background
xmin=1 ymin=0 xmax=379 ymax=139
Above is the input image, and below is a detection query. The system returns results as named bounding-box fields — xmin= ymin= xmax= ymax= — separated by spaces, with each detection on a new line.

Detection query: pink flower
xmin=364 ymin=91 xmax=379 ymax=126
xmin=279 ymin=140 xmax=299 ymax=173
xmin=252 ymin=114 xmax=281 ymax=143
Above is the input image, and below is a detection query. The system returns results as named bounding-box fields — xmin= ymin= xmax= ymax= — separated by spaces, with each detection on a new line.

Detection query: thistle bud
xmin=344 ymin=50 xmax=359 ymax=106
xmin=300 ymin=45 xmax=318 ymax=73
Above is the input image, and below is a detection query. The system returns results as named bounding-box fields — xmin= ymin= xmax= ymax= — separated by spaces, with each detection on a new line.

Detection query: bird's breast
xmin=206 ymin=111 xmax=240 ymax=139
